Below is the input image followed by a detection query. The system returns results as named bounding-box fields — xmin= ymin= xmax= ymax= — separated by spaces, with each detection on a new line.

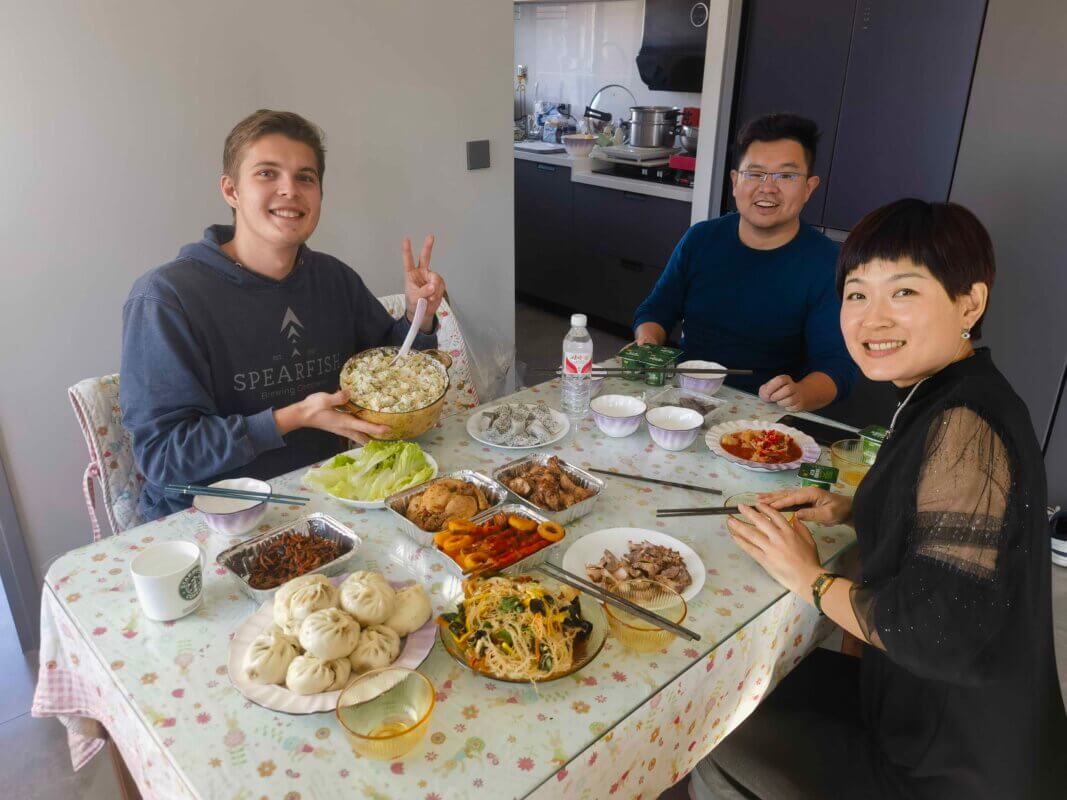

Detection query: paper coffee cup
xmin=130 ymin=541 xmax=205 ymax=621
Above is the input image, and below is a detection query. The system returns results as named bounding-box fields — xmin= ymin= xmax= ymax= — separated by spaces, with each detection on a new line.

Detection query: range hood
xmin=636 ymin=0 xmax=709 ymax=92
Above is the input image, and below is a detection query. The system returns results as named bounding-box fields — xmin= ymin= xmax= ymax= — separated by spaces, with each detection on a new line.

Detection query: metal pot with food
xmin=628 ymin=106 xmax=680 ymax=148
xmin=339 ymin=347 xmax=453 ymax=441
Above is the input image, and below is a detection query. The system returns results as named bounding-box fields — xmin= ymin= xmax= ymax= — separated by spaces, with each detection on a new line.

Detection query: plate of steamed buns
xmin=228 ymin=570 xmax=435 ymax=714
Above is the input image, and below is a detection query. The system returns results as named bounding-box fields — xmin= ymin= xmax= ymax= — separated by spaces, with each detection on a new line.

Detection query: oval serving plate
xmin=466 ymin=405 xmax=570 ymax=450
xmin=704 ymin=419 xmax=819 ymax=472
xmin=310 ymin=447 xmax=439 ymax=509
xmin=227 ymin=574 xmax=436 ymax=714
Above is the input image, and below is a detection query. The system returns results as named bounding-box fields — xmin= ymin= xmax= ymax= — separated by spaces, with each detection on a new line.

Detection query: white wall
xmin=514 ymin=0 xmax=701 ymax=120
xmin=0 ymin=0 xmax=515 ymax=581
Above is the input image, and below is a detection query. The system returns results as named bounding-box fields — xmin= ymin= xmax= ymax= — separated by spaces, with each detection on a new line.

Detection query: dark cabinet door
xmin=515 ymin=160 xmax=573 ymax=301
xmin=572 ymin=184 xmax=691 ymax=268
xmin=728 ymin=0 xmax=857 ymax=226
xmin=822 ymin=0 xmax=987 ymax=230
xmin=572 ymin=183 xmax=691 ymax=328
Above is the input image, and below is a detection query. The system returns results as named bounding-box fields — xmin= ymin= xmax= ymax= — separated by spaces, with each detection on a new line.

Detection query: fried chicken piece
xmin=507 ymin=477 xmax=532 ymax=497
xmin=406 ymin=479 xmax=489 ymax=531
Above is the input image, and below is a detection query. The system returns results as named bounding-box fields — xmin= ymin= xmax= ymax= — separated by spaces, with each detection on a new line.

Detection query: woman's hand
xmin=275 ymin=390 xmax=391 ymax=442
xmin=758 ymin=487 xmax=853 ymax=525
xmin=726 ymin=503 xmax=825 ymax=597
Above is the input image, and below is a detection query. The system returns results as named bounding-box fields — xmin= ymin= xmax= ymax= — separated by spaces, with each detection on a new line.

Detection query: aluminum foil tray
xmin=433 ymin=503 xmax=563 ymax=580
xmin=216 ymin=512 xmax=362 ymax=603
xmin=492 ymin=454 xmax=604 ymax=525
xmin=384 ymin=471 xmax=510 ymax=548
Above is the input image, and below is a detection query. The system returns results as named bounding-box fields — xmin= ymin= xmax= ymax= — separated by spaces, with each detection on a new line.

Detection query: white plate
xmin=704 ymin=419 xmax=820 ymax=472
xmin=227 ymin=574 xmax=437 ymax=715
xmin=561 ymin=527 xmax=706 ymax=601
xmin=466 ymin=404 xmax=571 ymax=450
xmin=313 ymin=447 xmax=439 ymax=509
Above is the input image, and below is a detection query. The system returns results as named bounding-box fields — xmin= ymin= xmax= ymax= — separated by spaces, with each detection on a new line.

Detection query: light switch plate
xmin=466 ymin=140 xmax=490 ymax=170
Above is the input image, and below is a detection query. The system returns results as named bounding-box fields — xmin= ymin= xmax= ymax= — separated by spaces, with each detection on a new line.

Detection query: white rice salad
xmin=340 ymin=348 xmax=446 ymax=413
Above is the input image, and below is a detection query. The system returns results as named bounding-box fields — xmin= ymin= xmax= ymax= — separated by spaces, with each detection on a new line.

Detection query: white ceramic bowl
xmin=590 ymin=394 xmax=647 ymax=438
xmin=675 ymin=360 xmax=726 ymax=395
xmin=193 ymin=478 xmax=270 ymax=536
xmin=562 ymin=133 xmax=597 ymax=158
xmin=645 ymin=406 xmax=704 ymax=451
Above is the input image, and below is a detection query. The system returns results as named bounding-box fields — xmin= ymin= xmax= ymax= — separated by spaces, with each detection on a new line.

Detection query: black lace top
xmin=850 ymin=349 xmax=1067 ymax=799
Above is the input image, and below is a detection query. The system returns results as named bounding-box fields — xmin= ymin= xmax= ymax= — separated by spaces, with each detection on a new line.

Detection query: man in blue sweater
xmin=633 ymin=113 xmax=855 ymax=411
xmin=121 ymin=110 xmax=446 ymax=521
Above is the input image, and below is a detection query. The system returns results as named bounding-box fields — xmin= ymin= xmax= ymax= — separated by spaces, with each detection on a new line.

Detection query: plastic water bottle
xmin=561 ymin=314 xmax=593 ymax=418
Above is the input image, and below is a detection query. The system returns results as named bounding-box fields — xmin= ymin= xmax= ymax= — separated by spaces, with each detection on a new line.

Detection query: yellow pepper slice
xmin=507 ymin=514 xmax=537 ymax=532
xmin=537 ymin=521 xmax=565 ymax=542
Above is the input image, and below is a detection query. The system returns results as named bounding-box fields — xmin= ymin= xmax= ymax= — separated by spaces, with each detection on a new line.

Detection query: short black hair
xmin=837 ymin=198 xmax=996 ymax=338
xmin=733 ymin=112 xmax=820 ymax=173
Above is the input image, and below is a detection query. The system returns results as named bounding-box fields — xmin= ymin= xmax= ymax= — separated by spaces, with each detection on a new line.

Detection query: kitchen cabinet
xmin=727 ymin=0 xmax=986 ymax=231
xmin=515 ymin=160 xmax=692 ymax=331
xmin=822 ymin=0 xmax=986 ymax=231
xmin=729 ymin=0 xmax=854 ymax=227
xmin=514 ymin=160 xmax=573 ymax=302
xmin=571 ymin=183 xmax=691 ymax=328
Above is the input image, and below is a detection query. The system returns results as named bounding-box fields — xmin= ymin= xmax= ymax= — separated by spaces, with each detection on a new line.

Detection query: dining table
xmin=33 ymin=375 xmax=857 ymax=800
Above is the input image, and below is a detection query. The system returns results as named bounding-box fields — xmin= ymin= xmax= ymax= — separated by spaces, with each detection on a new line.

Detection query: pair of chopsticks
xmin=537 ymin=367 xmax=753 ymax=376
xmin=535 ymin=562 xmax=700 ymax=642
xmin=656 ymin=504 xmax=804 ymax=518
xmin=165 ymin=483 xmax=308 ymax=506
xmin=589 ymin=468 xmax=722 ymax=496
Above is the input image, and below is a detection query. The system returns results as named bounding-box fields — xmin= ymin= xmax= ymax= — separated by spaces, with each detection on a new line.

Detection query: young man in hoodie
xmin=121 ymin=109 xmax=446 ymax=522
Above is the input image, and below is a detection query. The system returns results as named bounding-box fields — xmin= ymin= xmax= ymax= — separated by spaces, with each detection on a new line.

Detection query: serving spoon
xmin=392 ymin=297 xmax=427 ymax=365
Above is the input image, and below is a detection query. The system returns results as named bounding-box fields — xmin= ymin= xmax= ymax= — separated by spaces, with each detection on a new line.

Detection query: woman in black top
xmin=690 ymin=199 xmax=1067 ymax=799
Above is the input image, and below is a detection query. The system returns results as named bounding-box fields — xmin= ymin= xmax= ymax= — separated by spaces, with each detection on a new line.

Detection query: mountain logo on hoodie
xmin=280 ymin=307 xmax=304 ymax=357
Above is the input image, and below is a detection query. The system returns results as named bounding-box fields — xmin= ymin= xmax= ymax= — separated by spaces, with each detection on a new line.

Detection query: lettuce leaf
xmin=304 ymin=441 xmax=434 ymax=501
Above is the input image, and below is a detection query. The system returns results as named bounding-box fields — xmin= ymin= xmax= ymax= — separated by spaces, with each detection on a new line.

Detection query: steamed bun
xmin=242 ymin=624 xmax=300 ymax=685
xmin=285 ymin=653 xmax=351 ymax=695
xmin=349 ymin=624 xmax=401 ymax=674
xmin=383 ymin=584 xmax=432 ymax=637
xmin=299 ymin=608 xmax=361 ymax=660
xmin=274 ymin=574 xmax=339 ymax=636
xmin=340 ymin=572 xmax=396 ymax=626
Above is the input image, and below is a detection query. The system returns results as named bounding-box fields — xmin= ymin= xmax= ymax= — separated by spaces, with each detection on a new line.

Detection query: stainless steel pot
xmin=679 ymin=125 xmax=698 ymax=154
xmin=628 ymin=106 xmax=680 ymax=148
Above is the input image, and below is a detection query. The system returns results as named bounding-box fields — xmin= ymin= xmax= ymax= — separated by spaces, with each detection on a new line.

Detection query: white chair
xmin=376 ymin=294 xmax=480 ymax=417
xmin=68 ymin=374 xmax=144 ymax=540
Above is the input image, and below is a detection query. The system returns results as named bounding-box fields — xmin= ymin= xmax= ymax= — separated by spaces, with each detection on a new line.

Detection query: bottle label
xmin=563 ymin=351 xmax=592 ymax=375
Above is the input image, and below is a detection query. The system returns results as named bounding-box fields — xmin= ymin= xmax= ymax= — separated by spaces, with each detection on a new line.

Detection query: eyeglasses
xmin=737 ymin=170 xmax=807 ymax=185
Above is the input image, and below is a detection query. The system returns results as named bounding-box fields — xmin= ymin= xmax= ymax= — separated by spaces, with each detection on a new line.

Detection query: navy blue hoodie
xmin=120 ymin=225 xmax=437 ymax=521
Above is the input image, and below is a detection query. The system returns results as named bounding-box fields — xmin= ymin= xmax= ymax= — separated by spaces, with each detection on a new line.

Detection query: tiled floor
xmin=1 ymin=303 xmax=1063 ymax=799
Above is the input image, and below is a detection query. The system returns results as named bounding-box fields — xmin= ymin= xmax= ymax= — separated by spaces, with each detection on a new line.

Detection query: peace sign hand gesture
xmin=402 ymin=234 xmax=446 ymax=332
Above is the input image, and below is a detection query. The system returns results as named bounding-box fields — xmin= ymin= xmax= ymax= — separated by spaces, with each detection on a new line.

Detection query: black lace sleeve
xmin=849 ymin=405 xmax=1015 ymax=685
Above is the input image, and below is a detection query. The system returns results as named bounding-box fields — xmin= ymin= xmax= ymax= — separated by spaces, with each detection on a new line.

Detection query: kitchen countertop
xmin=514 ymin=145 xmax=694 ymax=203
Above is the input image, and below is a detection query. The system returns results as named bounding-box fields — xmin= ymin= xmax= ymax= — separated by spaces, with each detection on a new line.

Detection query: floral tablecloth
xmin=33 ymin=380 xmax=854 ymax=799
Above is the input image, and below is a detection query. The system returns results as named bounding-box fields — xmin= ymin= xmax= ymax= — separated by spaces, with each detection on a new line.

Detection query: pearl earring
xmin=961 ymin=329 xmax=971 ymax=340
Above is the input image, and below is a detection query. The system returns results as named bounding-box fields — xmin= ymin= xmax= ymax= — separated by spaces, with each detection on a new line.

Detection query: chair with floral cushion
xmin=68 ymin=374 xmax=145 ymax=540
xmin=376 ymin=294 xmax=480 ymax=417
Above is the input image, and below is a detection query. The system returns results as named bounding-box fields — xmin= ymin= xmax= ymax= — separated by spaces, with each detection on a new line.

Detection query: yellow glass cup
xmin=335 ymin=667 xmax=435 ymax=760
xmin=603 ymin=578 xmax=687 ymax=653
xmin=831 ymin=439 xmax=871 ymax=487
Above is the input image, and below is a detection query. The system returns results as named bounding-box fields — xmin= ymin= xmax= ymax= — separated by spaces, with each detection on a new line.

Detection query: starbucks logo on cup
xmin=179 ymin=565 xmax=202 ymax=601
